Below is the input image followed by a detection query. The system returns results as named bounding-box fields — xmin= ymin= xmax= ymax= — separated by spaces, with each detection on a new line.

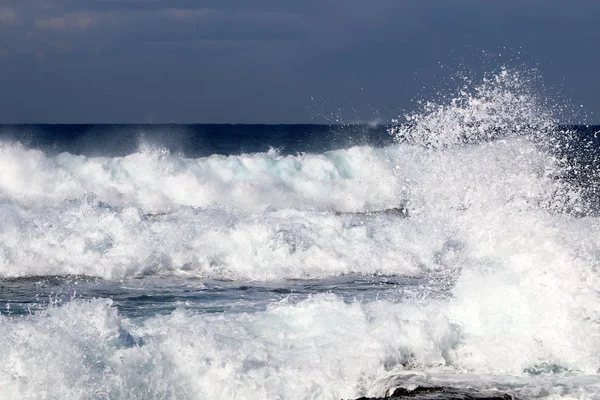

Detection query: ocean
xmin=1 ymin=69 xmax=600 ymax=399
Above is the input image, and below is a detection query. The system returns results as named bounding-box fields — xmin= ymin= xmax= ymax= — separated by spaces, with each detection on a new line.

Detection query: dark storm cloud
xmin=0 ymin=0 xmax=598 ymax=123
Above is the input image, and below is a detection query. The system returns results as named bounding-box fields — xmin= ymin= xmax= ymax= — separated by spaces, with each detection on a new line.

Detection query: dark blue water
xmin=1 ymin=123 xmax=597 ymax=163
xmin=0 ymin=124 xmax=395 ymax=157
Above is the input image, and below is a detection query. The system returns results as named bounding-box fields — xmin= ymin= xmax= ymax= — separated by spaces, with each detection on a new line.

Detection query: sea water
xmin=1 ymin=69 xmax=600 ymax=399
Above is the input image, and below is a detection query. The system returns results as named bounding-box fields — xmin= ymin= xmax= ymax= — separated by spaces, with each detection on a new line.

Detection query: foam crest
xmin=0 ymin=137 xmax=568 ymax=279
xmin=0 ymin=141 xmax=407 ymax=213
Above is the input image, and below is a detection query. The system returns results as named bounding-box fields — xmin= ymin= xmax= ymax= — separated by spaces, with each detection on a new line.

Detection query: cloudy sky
xmin=0 ymin=0 xmax=598 ymax=123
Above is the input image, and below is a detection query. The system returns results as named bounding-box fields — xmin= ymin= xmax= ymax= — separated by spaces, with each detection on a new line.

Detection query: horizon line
xmin=1 ymin=122 xmax=599 ymax=127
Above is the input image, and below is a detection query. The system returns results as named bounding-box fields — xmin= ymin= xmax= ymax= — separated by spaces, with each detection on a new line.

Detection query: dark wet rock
xmin=352 ymin=386 xmax=517 ymax=400
xmin=336 ymin=206 xmax=409 ymax=218
xmin=143 ymin=212 xmax=169 ymax=218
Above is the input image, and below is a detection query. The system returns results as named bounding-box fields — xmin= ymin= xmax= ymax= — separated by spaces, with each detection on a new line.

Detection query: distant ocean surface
xmin=2 ymin=70 xmax=600 ymax=399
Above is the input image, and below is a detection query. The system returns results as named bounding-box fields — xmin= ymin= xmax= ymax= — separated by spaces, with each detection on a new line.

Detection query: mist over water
xmin=1 ymin=69 xmax=600 ymax=399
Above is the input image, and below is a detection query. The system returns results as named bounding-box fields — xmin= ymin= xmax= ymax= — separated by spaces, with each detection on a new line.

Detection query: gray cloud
xmin=0 ymin=6 xmax=19 ymax=25
xmin=0 ymin=0 xmax=598 ymax=123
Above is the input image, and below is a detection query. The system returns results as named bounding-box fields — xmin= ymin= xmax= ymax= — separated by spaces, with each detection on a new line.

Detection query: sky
xmin=0 ymin=0 xmax=598 ymax=124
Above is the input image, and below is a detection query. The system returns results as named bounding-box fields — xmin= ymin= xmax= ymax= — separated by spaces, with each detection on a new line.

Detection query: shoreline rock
xmin=352 ymin=385 xmax=517 ymax=400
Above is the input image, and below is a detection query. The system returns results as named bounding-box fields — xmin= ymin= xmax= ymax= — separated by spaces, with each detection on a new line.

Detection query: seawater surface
xmin=2 ymin=69 xmax=600 ymax=399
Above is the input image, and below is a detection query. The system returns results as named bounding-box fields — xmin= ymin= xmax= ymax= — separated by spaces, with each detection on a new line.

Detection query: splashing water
xmin=389 ymin=68 xmax=557 ymax=148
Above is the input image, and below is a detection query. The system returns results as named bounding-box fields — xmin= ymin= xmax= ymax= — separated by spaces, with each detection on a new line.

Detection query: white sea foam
xmin=1 ymin=294 xmax=599 ymax=399
xmin=0 ymin=136 xmax=571 ymax=280
xmin=0 ymin=142 xmax=407 ymax=213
